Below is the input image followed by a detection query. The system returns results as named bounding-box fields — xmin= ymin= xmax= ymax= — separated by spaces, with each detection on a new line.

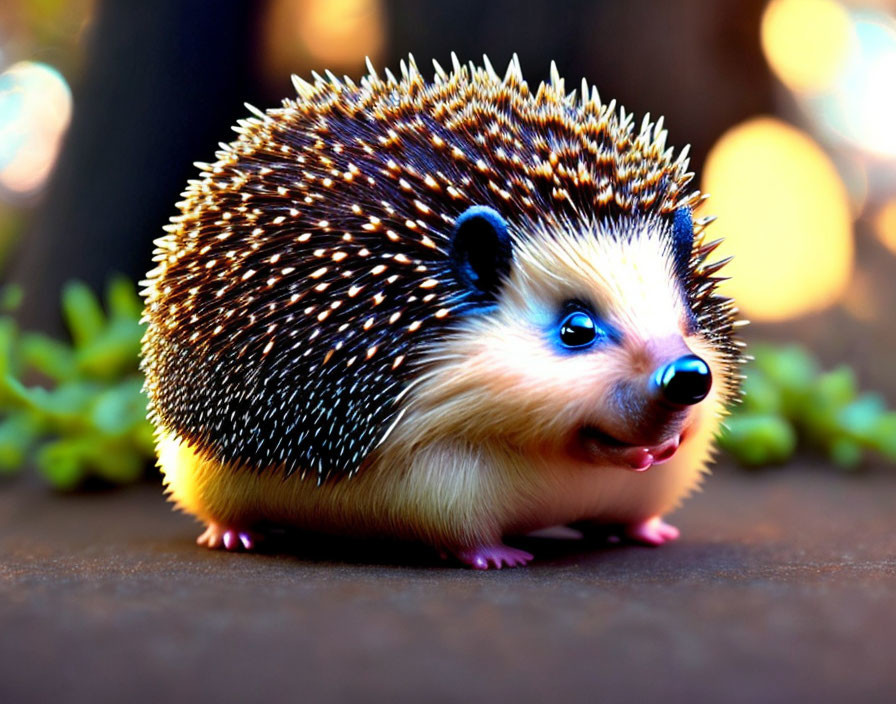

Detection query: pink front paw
xmin=196 ymin=522 xmax=260 ymax=552
xmin=451 ymin=543 xmax=534 ymax=570
xmin=625 ymin=516 xmax=680 ymax=546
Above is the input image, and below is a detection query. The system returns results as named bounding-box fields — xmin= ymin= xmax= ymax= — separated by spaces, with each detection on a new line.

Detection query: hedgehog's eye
xmin=559 ymin=311 xmax=598 ymax=348
xmin=450 ymin=205 xmax=513 ymax=301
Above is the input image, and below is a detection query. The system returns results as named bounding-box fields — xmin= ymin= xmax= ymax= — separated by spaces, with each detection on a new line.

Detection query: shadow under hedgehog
xmin=140 ymin=55 xmax=744 ymax=569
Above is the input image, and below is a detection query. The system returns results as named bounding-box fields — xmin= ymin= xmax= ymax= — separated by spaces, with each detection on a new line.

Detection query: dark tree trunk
xmin=11 ymin=0 xmax=266 ymax=332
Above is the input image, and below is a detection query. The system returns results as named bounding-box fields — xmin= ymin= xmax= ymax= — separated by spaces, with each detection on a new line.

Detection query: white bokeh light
xmin=0 ymin=61 xmax=73 ymax=196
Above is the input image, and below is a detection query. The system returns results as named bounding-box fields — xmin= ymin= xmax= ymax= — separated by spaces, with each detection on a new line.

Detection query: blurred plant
xmin=0 ymin=277 xmax=154 ymax=489
xmin=0 ymin=277 xmax=893 ymax=490
xmin=720 ymin=344 xmax=896 ymax=469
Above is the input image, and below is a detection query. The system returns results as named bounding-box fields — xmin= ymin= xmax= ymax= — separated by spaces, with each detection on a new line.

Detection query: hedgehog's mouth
xmin=576 ymin=425 xmax=683 ymax=472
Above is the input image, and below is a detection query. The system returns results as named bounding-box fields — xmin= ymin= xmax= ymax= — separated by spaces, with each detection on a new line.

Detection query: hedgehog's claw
xmin=625 ymin=516 xmax=680 ymax=546
xmin=197 ymin=522 xmax=260 ymax=552
xmin=450 ymin=543 xmax=534 ymax=570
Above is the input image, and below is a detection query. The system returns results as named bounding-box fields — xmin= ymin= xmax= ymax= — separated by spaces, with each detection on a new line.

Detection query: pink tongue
xmin=622 ymin=448 xmax=654 ymax=472
xmin=621 ymin=436 xmax=680 ymax=472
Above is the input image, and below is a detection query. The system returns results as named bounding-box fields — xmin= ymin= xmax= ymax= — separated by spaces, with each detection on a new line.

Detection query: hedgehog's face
xmin=408 ymin=207 xmax=730 ymax=473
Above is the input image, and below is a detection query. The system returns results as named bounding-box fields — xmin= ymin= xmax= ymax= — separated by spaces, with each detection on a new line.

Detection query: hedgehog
xmin=141 ymin=54 xmax=744 ymax=569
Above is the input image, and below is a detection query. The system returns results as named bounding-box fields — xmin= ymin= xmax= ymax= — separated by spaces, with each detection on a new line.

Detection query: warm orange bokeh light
xmin=761 ymin=0 xmax=854 ymax=93
xmin=701 ymin=117 xmax=853 ymax=322
xmin=874 ymin=200 xmax=896 ymax=255
xmin=298 ymin=0 xmax=385 ymax=67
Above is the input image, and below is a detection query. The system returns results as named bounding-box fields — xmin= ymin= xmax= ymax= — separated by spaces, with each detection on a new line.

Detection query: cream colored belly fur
xmin=157 ymin=400 xmax=719 ymax=550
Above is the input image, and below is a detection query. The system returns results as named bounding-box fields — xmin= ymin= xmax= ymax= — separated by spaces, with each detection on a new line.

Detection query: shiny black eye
xmin=559 ymin=311 xmax=597 ymax=348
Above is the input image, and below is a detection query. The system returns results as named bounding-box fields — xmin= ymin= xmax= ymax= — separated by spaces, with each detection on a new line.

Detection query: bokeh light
xmin=702 ymin=116 xmax=853 ymax=322
xmin=761 ymin=0 xmax=854 ymax=94
xmin=830 ymin=151 xmax=868 ymax=217
xmin=262 ymin=0 xmax=385 ymax=81
xmin=764 ymin=2 xmax=896 ymax=161
xmin=819 ymin=10 xmax=896 ymax=158
xmin=0 ymin=61 xmax=72 ymax=197
xmin=298 ymin=0 xmax=385 ymax=66
xmin=874 ymin=199 xmax=896 ymax=255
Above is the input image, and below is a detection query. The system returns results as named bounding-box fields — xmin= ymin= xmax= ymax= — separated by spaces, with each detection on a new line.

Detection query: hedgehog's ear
xmin=672 ymin=207 xmax=694 ymax=279
xmin=450 ymin=205 xmax=513 ymax=300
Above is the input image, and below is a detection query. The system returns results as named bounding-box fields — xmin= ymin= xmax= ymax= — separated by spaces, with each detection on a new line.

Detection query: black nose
xmin=653 ymin=354 xmax=712 ymax=406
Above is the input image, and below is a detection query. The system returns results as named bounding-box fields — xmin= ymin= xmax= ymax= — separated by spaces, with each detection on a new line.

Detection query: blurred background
xmin=1 ymin=0 xmax=895 ymax=483
xmin=3 ymin=7 xmax=894 ymax=700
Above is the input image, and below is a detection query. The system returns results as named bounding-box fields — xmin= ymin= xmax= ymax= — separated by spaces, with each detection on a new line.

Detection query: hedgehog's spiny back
xmin=141 ymin=55 xmax=724 ymax=481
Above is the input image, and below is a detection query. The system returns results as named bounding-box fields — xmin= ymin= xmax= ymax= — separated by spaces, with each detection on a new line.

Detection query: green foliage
xmin=0 ymin=278 xmax=153 ymax=489
xmin=0 ymin=276 xmax=892 ymax=489
xmin=720 ymin=344 xmax=896 ymax=470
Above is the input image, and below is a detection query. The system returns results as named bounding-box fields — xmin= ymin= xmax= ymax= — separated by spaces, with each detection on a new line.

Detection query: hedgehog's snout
xmin=651 ymin=354 xmax=713 ymax=407
xmin=598 ymin=341 xmax=712 ymax=447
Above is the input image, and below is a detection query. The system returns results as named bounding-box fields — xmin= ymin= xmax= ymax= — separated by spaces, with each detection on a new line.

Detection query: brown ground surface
xmin=0 ymin=462 xmax=894 ymax=704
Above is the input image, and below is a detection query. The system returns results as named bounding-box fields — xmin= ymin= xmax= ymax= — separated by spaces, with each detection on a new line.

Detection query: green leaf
xmin=133 ymin=420 xmax=156 ymax=456
xmin=836 ymin=394 xmax=886 ymax=443
xmin=740 ymin=369 xmax=782 ymax=415
xmin=106 ymin=276 xmax=144 ymax=322
xmin=814 ymin=366 xmax=858 ymax=408
xmin=89 ymin=378 xmax=147 ymax=436
xmin=751 ymin=344 xmax=818 ymax=417
xmin=61 ymin=282 xmax=106 ymax=349
xmin=35 ymin=437 xmax=90 ymax=489
xmin=0 ymin=414 xmax=41 ymax=473
xmin=870 ymin=412 xmax=896 ymax=460
xmin=829 ymin=437 xmax=863 ymax=469
xmin=717 ymin=413 xmax=797 ymax=467
xmin=751 ymin=344 xmax=818 ymax=391
xmin=75 ymin=322 xmax=143 ymax=380
xmin=20 ymin=332 xmax=77 ymax=382
xmin=91 ymin=441 xmax=145 ymax=483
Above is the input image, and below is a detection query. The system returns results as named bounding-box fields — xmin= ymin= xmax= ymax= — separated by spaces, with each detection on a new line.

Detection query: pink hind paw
xmin=625 ymin=516 xmax=680 ymax=546
xmin=196 ymin=522 xmax=260 ymax=552
xmin=451 ymin=544 xmax=534 ymax=570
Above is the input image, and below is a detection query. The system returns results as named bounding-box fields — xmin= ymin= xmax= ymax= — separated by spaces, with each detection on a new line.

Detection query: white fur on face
xmin=395 ymin=218 xmax=722 ymax=452
xmin=508 ymin=219 xmax=691 ymax=344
